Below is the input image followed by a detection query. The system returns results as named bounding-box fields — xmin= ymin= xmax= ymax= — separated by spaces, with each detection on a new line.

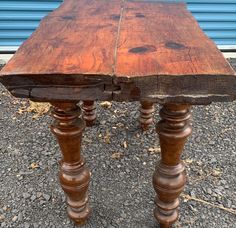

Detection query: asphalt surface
xmin=0 ymin=59 xmax=236 ymax=228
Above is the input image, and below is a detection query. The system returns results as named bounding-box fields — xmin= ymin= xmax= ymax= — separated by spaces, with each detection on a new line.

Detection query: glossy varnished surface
xmin=115 ymin=2 xmax=234 ymax=77
xmin=1 ymin=0 xmax=234 ymax=77
xmin=1 ymin=0 xmax=121 ymax=76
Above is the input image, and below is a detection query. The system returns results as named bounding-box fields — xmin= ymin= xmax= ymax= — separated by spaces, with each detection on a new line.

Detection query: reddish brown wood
xmin=82 ymin=101 xmax=96 ymax=127
xmin=139 ymin=101 xmax=154 ymax=130
xmin=1 ymin=0 xmax=121 ymax=76
xmin=0 ymin=1 xmax=235 ymax=226
xmin=50 ymin=102 xmax=91 ymax=224
xmin=116 ymin=2 xmax=235 ymax=78
xmin=0 ymin=1 xmax=235 ymax=104
xmin=153 ymin=104 xmax=192 ymax=228
xmin=1 ymin=1 xmax=234 ymax=78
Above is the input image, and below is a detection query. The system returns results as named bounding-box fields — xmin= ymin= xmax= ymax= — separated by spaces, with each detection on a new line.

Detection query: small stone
xmin=39 ymin=200 xmax=45 ymax=205
xmin=12 ymin=215 xmax=18 ymax=222
xmin=107 ymin=225 xmax=115 ymax=228
xmin=121 ymin=212 xmax=127 ymax=218
xmin=24 ymin=222 xmax=30 ymax=228
xmin=18 ymin=212 xmax=23 ymax=221
xmin=189 ymin=204 xmax=197 ymax=212
xmin=0 ymin=214 xmax=5 ymax=221
xmin=36 ymin=192 xmax=42 ymax=198
xmin=207 ymin=188 xmax=212 ymax=195
xmin=214 ymin=188 xmax=223 ymax=196
xmin=33 ymin=223 xmax=39 ymax=228
xmin=30 ymin=195 xmax=36 ymax=201
xmin=218 ymin=186 xmax=224 ymax=191
xmin=43 ymin=194 xmax=51 ymax=201
xmin=227 ymin=200 xmax=232 ymax=208
xmin=221 ymin=180 xmax=227 ymax=185
xmin=23 ymin=193 xmax=31 ymax=199
xmin=100 ymin=120 xmax=106 ymax=125
xmin=210 ymin=158 xmax=217 ymax=163
xmin=209 ymin=141 xmax=215 ymax=145
xmin=101 ymin=219 xmax=107 ymax=226
xmin=190 ymin=190 xmax=196 ymax=198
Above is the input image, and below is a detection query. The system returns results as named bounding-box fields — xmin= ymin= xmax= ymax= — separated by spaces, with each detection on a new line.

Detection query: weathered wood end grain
xmin=0 ymin=0 xmax=235 ymax=104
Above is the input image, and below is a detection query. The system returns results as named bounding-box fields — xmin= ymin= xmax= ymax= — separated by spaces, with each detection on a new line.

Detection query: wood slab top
xmin=1 ymin=0 xmax=235 ymax=79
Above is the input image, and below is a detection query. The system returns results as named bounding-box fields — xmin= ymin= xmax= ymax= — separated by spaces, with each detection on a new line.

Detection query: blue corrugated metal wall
xmin=0 ymin=0 xmax=236 ymax=49
xmin=0 ymin=0 xmax=62 ymax=48
xmin=187 ymin=0 xmax=236 ymax=46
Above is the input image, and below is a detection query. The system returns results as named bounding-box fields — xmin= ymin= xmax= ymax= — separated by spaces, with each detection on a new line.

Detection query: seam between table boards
xmin=112 ymin=0 xmax=125 ymax=77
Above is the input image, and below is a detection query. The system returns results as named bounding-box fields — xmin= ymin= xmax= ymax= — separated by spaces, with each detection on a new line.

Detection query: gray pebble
xmin=24 ymin=223 xmax=30 ymax=228
xmin=207 ymin=188 xmax=212 ymax=195
xmin=23 ymin=193 xmax=31 ymax=199
xmin=43 ymin=194 xmax=51 ymax=201
xmin=30 ymin=195 xmax=36 ymax=201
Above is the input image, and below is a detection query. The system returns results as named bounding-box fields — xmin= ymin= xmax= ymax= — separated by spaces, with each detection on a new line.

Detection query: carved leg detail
xmin=50 ymin=102 xmax=91 ymax=224
xmin=153 ymin=104 xmax=192 ymax=228
xmin=139 ymin=101 xmax=155 ymax=130
xmin=82 ymin=101 xmax=96 ymax=127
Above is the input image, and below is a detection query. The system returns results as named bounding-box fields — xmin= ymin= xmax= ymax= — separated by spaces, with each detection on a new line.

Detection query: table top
xmin=0 ymin=0 xmax=235 ymax=103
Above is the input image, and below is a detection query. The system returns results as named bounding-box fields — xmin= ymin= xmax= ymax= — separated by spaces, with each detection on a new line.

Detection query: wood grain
xmin=0 ymin=1 xmax=235 ymax=226
xmin=0 ymin=0 xmax=235 ymax=103
xmin=1 ymin=0 xmax=122 ymax=76
xmin=51 ymin=102 xmax=91 ymax=224
xmin=115 ymin=1 xmax=234 ymax=77
xmin=153 ymin=104 xmax=192 ymax=227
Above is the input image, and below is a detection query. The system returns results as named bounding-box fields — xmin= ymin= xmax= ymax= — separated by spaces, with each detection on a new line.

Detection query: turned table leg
xmin=153 ymin=104 xmax=192 ymax=228
xmin=50 ymin=102 xmax=91 ymax=224
xmin=82 ymin=100 xmax=96 ymax=127
xmin=139 ymin=101 xmax=155 ymax=130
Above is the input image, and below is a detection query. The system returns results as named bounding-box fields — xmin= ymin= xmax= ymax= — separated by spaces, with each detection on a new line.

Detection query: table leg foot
xmin=153 ymin=103 xmax=192 ymax=227
xmin=50 ymin=102 xmax=91 ymax=224
xmin=139 ymin=101 xmax=155 ymax=130
xmin=82 ymin=100 xmax=96 ymax=127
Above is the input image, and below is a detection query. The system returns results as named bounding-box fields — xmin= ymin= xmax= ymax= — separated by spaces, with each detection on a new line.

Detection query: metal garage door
xmin=187 ymin=0 xmax=236 ymax=49
xmin=0 ymin=0 xmax=236 ymax=51
xmin=0 ymin=0 xmax=63 ymax=51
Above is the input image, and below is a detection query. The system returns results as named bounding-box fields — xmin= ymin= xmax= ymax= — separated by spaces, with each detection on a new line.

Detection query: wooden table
xmin=0 ymin=0 xmax=235 ymax=227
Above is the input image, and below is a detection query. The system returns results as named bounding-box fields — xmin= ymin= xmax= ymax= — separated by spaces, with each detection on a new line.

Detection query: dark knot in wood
xmin=61 ymin=15 xmax=75 ymax=20
xmin=135 ymin=13 xmax=145 ymax=18
xmin=129 ymin=45 xmax=157 ymax=54
xmin=165 ymin=42 xmax=186 ymax=50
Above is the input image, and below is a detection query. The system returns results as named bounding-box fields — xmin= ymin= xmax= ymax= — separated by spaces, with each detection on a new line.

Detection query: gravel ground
xmin=0 ymin=59 xmax=236 ymax=228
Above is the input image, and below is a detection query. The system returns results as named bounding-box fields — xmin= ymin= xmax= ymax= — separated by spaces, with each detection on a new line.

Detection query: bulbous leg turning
xmin=139 ymin=101 xmax=155 ymax=130
xmin=50 ymin=102 xmax=91 ymax=224
xmin=153 ymin=103 xmax=192 ymax=227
